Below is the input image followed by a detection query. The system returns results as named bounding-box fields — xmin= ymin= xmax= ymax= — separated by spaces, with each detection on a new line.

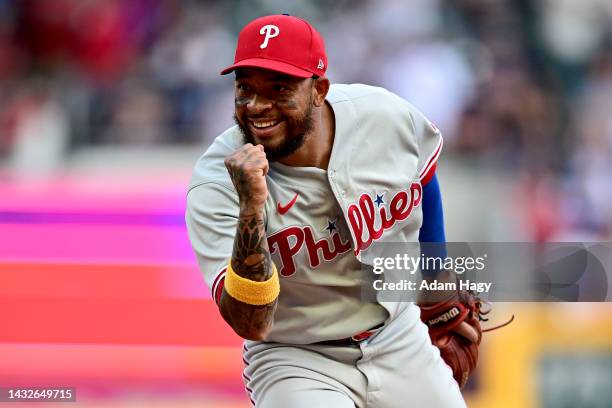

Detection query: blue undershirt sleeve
xmin=418 ymin=173 xmax=447 ymax=276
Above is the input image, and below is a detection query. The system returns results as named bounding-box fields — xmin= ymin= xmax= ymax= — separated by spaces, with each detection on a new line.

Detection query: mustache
xmin=232 ymin=106 xmax=314 ymax=162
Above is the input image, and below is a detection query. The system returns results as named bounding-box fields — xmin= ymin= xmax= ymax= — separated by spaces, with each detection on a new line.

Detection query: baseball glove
xmin=419 ymin=291 xmax=512 ymax=389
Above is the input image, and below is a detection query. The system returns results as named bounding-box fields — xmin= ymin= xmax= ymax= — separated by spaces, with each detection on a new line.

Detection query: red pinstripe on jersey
xmin=242 ymin=342 xmax=256 ymax=406
xmin=420 ymin=163 xmax=437 ymax=186
xmin=419 ymin=137 xmax=443 ymax=183
xmin=211 ymin=267 xmax=227 ymax=305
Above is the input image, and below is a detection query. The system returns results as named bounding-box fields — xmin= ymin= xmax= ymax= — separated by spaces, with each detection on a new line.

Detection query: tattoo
xmin=232 ymin=167 xmax=250 ymax=199
xmin=221 ymin=206 xmax=276 ymax=340
xmin=222 ymin=145 xmax=276 ymax=339
xmin=232 ymin=209 xmax=272 ymax=281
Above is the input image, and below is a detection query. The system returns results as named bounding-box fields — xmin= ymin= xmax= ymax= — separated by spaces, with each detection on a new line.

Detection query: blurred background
xmin=1 ymin=0 xmax=612 ymax=407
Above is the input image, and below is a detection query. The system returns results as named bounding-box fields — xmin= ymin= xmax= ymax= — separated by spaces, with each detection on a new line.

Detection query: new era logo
xmin=317 ymin=59 xmax=324 ymax=69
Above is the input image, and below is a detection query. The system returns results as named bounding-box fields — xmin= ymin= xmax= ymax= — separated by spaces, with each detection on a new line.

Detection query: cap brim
xmin=220 ymin=58 xmax=313 ymax=78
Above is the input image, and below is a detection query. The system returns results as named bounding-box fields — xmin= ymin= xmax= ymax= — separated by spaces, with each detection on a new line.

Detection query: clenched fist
xmin=224 ymin=143 xmax=270 ymax=210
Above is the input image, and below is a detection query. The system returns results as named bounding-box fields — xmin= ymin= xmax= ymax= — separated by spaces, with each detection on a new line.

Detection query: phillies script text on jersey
xmin=268 ymin=182 xmax=423 ymax=276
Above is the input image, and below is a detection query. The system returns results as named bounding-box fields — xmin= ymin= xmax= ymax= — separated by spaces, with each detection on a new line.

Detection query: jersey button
xmin=341 ymin=190 xmax=346 ymax=197
xmin=329 ymin=170 xmax=336 ymax=179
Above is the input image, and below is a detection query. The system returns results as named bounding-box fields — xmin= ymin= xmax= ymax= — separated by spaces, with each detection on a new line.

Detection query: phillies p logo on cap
xmin=259 ymin=24 xmax=280 ymax=49
xmin=220 ymin=14 xmax=328 ymax=78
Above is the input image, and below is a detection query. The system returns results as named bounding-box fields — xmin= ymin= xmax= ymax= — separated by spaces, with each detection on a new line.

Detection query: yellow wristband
xmin=224 ymin=260 xmax=280 ymax=305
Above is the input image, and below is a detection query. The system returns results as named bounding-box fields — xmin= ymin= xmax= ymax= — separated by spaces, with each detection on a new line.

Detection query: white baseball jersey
xmin=186 ymin=83 xmax=442 ymax=344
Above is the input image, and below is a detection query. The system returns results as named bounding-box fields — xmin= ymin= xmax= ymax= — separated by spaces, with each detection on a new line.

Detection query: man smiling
xmin=186 ymin=14 xmax=480 ymax=407
xmin=233 ymin=70 xmax=319 ymax=162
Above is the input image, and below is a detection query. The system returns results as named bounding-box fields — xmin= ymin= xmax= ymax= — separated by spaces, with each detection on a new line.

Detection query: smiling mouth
xmin=250 ymin=119 xmax=281 ymax=129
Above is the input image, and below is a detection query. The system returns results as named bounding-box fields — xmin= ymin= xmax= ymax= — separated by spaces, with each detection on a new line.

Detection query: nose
xmin=247 ymin=93 xmax=273 ymax=115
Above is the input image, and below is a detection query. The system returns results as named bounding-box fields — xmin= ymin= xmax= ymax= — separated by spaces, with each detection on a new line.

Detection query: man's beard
xmin=234 ymin=103 xmax=314 ymax=162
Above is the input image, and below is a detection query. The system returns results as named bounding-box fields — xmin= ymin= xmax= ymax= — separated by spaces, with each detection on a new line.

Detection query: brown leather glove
xmin=418 ymin=290 xmax=486 ymax=389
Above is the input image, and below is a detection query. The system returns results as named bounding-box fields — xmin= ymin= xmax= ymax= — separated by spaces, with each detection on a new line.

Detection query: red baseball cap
xmin=220 ymin=14 xmax=327 ymax=78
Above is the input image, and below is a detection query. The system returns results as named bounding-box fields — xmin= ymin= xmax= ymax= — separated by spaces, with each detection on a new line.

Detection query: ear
xmin=312 ymin=77 xmax=330 ymax=107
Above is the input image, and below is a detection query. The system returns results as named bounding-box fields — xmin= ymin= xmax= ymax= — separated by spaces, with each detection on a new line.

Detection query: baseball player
xmin=186 ymin=14 xmax=483 ymax=408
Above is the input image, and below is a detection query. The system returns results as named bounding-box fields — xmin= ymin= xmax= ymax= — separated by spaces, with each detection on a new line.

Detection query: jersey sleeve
xmin=409 ymin=106 xmax=443 ymax=186
xmin=185 ymin=181 xmax=239 ymax=305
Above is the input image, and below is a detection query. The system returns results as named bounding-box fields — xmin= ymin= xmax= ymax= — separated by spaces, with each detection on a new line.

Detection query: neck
xmin=278 ymin=100 xmax=335 ymax=169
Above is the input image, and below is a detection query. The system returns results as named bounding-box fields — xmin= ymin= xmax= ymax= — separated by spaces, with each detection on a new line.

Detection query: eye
xmin=236 ymin=83 xmax=250 ymax=92
xmin=273 ymin=84 xmax=288 ymax=92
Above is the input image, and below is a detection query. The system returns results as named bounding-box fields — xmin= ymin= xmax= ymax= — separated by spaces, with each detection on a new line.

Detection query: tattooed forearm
xmin=231 ymin=208 xmax=273 ymax=281
xmin=221 ymin=143 xmax=276 ymax=340
xmin=220 ymin=208 xmax=277 ymax=340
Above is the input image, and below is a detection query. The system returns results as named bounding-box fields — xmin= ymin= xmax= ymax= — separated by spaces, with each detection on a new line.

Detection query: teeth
xmin=252 ymin=120 xmax=279 ymax=129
